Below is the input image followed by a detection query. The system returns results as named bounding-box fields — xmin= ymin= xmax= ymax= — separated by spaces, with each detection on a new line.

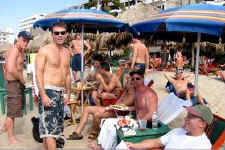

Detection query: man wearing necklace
xmin=0 ymin=31 xmax=32 ymax=145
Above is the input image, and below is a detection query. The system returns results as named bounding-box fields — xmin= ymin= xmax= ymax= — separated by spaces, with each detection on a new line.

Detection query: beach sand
xmin=0 ymin=71 xmax=224 ymax=149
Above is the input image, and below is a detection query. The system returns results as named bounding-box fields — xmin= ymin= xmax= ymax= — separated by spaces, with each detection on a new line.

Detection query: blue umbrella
xmin=33 ymin=9 xmax=130 ymax=111
xmin=34 ymin=9 xmax=129 ymax=33
xmin=132 ymin=4 xmax=225 ymax=96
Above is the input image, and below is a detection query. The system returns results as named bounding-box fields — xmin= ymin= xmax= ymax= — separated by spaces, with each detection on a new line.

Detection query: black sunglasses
xmin=53 ymin=31 xmax=67 ymax=35
xmin=131 ymin=77 xmax=141 ymax=81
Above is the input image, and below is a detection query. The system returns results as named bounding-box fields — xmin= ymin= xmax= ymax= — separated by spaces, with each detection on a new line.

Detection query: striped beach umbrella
xmin=33 ymin=9 xmax=129 ymax=33
xmin=132 ymin=4 xmax=225 ymax=96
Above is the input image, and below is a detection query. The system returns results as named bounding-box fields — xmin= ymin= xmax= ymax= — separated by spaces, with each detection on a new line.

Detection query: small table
xmin=116 ymin=121 xmax=170 ymax=143
xmin=67 ymin=85 xmax=94 ymax=124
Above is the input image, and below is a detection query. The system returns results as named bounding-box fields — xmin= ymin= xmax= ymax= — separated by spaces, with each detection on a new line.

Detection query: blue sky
xmin=0 ymin=0 xmax=87 ymax=34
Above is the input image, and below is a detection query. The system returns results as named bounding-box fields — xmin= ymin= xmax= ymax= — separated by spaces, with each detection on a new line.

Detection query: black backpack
xmin=31 ymin=117 xmax=65 ymax=148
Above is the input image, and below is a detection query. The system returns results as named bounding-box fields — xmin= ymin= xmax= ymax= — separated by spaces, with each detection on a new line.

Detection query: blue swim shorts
xmin=71 ymin=54 xmax=81 ymax=71
xmin=134 ymin=63 xmax=145 ymax=71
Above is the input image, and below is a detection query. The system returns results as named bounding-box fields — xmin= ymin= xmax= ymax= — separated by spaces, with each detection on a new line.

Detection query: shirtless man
xmin=88 ymin=68 xmax=158 ymax=150
xmin=175 ymin=50 xmax=184 ymax=69
xmin=164 ymin=70 xmax=189 ymax=98
xmin=36 ymin=21 xmax=71 ymax=150
xmin=70 ymin=34 xmax=91 ymax=79
xmin=84 ymin=54 xmax=103 ymax=82
xmin=128 ymin=68 xmax=158 ymax=121
xmin=68 ymin=70 xmax=134 ymax=140
xmin=92 ymin=62 xmax=122 ymax=106
xmin=131 ymin=38 xmax=149 ymax=71
xmin=0 ymin=31 xmax=32 ymax=145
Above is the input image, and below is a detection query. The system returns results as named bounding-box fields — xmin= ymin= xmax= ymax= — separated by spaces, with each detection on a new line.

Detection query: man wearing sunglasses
xmin=35 ymin=21 xmax=71 ymax=150
xmin=128 ymin=68 xmax=158 ymax=126
xmin=88 ymin=68 xmax=158 ymax=150
xmin=124 ymin=105 xmax=213 ymax=150
xmin=70 ymin=34 xmax=91 ymax=80
xmin=1 ymin=31 xmax=32 ymax=145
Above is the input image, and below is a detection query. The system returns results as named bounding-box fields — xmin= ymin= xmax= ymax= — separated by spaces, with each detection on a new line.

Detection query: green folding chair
xmin=206 ymin=114 xmax=225 ymax=150
xmin=0 ymin=63 xmax=33 ymax=115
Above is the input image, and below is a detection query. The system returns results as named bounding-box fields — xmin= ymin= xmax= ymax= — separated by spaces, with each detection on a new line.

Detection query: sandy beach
xmin=0 ymin=71 xmax=224 ymax=149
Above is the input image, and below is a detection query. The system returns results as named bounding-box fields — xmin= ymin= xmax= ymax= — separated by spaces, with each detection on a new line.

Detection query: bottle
xmin=152 ymin=111 xmax=158 ymax=129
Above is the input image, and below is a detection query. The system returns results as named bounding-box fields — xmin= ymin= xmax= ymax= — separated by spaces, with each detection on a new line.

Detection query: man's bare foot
xmin=87 ymin=141 xmax=102 ymax=150
xmin=8 ymin=137 xmax=22 ymax=145
xmin=0 ymin=126 xmax=7 ymax=134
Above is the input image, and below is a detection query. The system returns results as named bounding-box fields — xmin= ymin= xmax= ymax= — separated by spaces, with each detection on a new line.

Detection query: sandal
xmin=88 ymin=132 xmax=98 ymax=140
xmin=67 ymin=132 xmax=83 ymax=140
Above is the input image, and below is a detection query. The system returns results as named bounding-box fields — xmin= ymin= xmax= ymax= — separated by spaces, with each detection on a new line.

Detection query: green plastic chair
xmin=0 ymin=63 xmax=33 ymax=115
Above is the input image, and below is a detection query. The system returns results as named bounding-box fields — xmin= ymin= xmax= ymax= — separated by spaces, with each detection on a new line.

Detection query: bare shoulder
xmin=146 ymin=88 xmax=158 ymax=100
xmin=7 ymin=46 xmax=18 ymax=55
xmin=38 ymin=44 xmax=52 ymax=55
xmin=62 ymin=47 xmax=70 ymax=56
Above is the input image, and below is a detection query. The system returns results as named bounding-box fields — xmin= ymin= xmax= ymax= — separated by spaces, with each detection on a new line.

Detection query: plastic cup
xmin=138 ymin=120 xmax=147 ymax=129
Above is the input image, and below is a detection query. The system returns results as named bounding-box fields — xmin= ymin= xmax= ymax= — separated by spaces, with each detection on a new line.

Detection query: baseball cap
xmin=18 ymin=31 xmax=33 ymax=40
xmin=186 ymin=105 xmax=213 ymax=125
xmin=129 ymin=68 xmax=145 ymax=77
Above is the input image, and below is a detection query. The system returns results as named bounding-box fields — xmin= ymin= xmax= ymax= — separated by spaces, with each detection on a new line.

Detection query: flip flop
xmin=67 ymin=132 xmax=83 ymax=140
xmin=75 ymin=118 xmax=80 ymax=123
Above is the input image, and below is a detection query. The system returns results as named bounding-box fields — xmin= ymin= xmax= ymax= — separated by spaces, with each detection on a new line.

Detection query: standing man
xmin=131 ymin=38 xmax=149 ymax=71
xmin=175 ymin=50 xmax=184 ymax=70
xmin=36 ymin=21 xmax=71 ymax=150
xmin=0 ymin=31 xmax=32 ymax=144
xmin=70 ymin=34 xmax=91 ymax=80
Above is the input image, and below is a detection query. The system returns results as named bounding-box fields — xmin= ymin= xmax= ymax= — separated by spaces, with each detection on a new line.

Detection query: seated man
xmin=67 ymin=63 xmax=128 ymax=140
xmin=122 ymin=105 xmax=213 ymax=150
xmin=88 ymin=68 xmax=158 ymax=150
xmin=164 ymin=69 xmax=191 ymax=97
xmin=84 ymin=54 xmax=103 ymax=82
xmin=92 ymin=62 xmax=122 ymax=106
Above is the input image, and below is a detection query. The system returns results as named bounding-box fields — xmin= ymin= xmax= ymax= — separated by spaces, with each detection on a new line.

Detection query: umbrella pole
xmin=81 ymin=24 xmax=84 ymax=112
xmin=194 ymin=32 xmax=201 ymax=96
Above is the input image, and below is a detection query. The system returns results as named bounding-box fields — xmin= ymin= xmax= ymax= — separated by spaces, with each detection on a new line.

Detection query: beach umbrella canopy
xmin=33 ymin=9 xmax=130 ymax=33
xmin=132 ymin=4 xmax=225 ymax=96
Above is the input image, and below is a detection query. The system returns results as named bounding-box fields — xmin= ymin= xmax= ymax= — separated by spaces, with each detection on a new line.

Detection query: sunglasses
xmin=131 ymin=77 xmax=141 ymax=81
xmin=53 ymin=31 xmax=67 ymax=35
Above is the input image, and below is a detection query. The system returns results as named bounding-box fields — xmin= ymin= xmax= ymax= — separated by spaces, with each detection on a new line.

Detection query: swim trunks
xmin=6 ymin=80 xmax=25 ymax=118
xmin=39 ymin=85 xmax=64 ymax=138
xmin=71 ymin=54 xmax=81 ymax=71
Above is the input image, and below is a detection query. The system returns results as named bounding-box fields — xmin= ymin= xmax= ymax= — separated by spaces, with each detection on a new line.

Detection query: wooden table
xmin=67 ymin=85 xmax=94 ymax=124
